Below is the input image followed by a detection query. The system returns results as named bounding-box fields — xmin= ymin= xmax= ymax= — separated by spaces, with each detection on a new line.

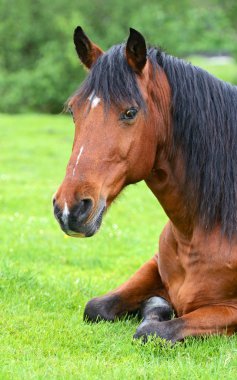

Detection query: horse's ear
xmin=73 ymin=26 xmax=103 ymax=69
xmin=126 ymin=28 xmax=147 ymax=74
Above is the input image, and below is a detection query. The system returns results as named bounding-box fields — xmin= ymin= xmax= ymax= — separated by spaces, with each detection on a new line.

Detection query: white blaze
xmin=88 ymin=91 xmax=101 ymax=109
xmin=62 ymin=202 xmax=70 ymax=225
xmin=72 ymin=146 xmax=84 ymax=176
xmin=91 ymin=96 xmax=100 ymax=108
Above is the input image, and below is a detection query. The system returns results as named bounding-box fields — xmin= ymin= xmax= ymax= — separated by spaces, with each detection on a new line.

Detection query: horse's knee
xmin=83 ymin=294 xmax=121 ymax=322
xmin=141 ymin=296 xmax=173 ymax=322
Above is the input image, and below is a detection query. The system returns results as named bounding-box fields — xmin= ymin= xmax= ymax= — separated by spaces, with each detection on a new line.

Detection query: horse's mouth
xmin=63 ymin=202 xmax=106 ymax=238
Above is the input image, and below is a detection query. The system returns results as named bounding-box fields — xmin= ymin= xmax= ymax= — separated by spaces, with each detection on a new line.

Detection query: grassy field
xmin=1 ymin=61 xmax=237 ymax=379
xmin=189 ymin=55 xmax=237 ymax=85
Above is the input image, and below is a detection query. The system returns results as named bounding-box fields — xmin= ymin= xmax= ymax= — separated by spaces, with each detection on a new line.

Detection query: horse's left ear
xmin=126 ymin=28 xmax=147 ymax=74
xmin=73 ymin=26 xmax=103 ymax=69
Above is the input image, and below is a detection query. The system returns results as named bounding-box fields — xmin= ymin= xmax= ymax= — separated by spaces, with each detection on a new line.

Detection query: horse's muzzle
xmin=53 ymin=198 xmax=106 ymax=237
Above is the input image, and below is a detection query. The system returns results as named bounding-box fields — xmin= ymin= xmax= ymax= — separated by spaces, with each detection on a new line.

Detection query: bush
xmin=0 ymin=0 xmax=236 ymax=113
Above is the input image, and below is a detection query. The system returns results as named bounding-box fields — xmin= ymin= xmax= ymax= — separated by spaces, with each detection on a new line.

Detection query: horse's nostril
xmin=53 ymin=204 xmax=62 ymax=221
xmin=80 ymin=199 xmax=92 ymax=216
xmin=53 ymin=198 xmax=94 ymax=233
xmin=71 ymin=198 xmax=93 ymax=224
xmin=52 ymin=197 xmax=56 ymax=206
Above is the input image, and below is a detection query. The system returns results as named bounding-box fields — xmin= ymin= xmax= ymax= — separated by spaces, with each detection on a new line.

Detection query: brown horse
xmin=53 ymin=27 xmax=237 ymax=343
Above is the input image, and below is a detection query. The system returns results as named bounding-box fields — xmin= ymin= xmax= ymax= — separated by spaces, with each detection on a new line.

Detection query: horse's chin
xmin=65 ymin=225 xmax=100 ymax=238
xmin=65 ymin=231 xmax=86 ymax=238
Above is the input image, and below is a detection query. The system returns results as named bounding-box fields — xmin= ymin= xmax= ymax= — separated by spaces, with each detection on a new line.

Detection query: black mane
xmin=157 ymin=52 xmax=237 ymax=237
xmin=75 ymin=44 xmax=237 ymax=237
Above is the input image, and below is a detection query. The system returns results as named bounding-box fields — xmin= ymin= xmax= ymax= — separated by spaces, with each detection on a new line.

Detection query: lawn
xmin=189 ymin=55 xmax=237 ymax=84
xmin=1 ymin=61 xmax=237 ymax=379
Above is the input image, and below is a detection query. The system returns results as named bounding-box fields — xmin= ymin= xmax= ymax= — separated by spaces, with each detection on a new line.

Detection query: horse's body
xmin=54 ymin=27 xmax=237 ymax=342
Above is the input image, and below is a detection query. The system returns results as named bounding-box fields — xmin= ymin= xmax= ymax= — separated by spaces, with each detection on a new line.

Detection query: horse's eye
xmin=67 ymin=106 xmax=75 ymax=121
xmin=121 ymin=107 xmax=138 ymax=121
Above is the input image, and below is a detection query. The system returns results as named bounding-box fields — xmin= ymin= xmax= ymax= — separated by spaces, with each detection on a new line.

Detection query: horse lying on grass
xmin=53 ymin=27 xmax=237 ymax=343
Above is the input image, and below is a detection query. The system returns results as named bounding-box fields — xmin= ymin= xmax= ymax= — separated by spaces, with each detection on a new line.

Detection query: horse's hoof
xmin=133 ymin=320 xmax=159 ymax=342
xmin=134 ymin=318 xmax=182 ymax=344
xmin=141 ymin=296 xmax=173 ymax=322
xmin=83 ymin=294 xmax=120 ymax=322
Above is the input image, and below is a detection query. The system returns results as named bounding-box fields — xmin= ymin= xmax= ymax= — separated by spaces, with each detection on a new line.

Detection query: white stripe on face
xmin=88 ymin=91 xmax=101 ymax=109
xmin=72 ymin=146 xmax=84 ymax=176
xmin=62 ymin=202 xmax=70 ymax=226
xmin=91 ymin=96 xmax=100 ymax=108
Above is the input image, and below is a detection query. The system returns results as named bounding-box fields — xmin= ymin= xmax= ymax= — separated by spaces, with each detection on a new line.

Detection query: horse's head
xmin=53 ymin=27 xmax=170 ymax=237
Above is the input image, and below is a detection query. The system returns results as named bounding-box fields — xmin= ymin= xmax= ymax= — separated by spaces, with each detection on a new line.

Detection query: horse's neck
xmin=145 ymin=153 xmax=193 ymax=237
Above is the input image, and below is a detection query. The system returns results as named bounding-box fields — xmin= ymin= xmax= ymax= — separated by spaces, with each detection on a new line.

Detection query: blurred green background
xmin=0 ymin=0 xmax=236 ymax=114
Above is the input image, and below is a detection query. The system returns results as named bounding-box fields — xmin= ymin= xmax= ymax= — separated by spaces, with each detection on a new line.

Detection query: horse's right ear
xmin=73 ymin=26 xmax=103 ymax=69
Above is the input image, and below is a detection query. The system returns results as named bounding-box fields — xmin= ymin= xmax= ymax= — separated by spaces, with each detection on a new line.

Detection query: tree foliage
xmin=0 ymin=0 xmax=236 ymax=113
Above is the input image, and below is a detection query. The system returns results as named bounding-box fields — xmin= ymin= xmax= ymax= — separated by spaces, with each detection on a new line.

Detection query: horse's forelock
xmin=74 ymin=44 xmax=148 ymax=111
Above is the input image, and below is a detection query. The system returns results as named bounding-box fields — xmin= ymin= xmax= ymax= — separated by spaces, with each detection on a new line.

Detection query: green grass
xmin=1 ymin=60 xmax=237 ymax=379
xmin=189 ymin=55 xmax=237 ymax=84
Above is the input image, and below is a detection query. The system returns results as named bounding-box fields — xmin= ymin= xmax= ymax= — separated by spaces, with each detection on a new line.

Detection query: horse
xmin=53 ymin=26 xmax=237 ymax=343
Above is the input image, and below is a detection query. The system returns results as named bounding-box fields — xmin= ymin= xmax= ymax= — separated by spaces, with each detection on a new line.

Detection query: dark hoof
xmin=83 ymin=294 xmax=121 ymax=322
xmin=133 ymin=320 xmax=160 ymax=342
xmin=141 ymin=296 xmax=173 ymax=322
xmin=133 ymin=318 xmax=182 ymax=344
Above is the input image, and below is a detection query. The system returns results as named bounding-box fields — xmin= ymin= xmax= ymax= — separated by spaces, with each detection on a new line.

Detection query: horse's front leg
xmin=134 ymin=304 xmax=237 ymax=343
xmin=84 ymin=255 xmax=172 ymax=322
